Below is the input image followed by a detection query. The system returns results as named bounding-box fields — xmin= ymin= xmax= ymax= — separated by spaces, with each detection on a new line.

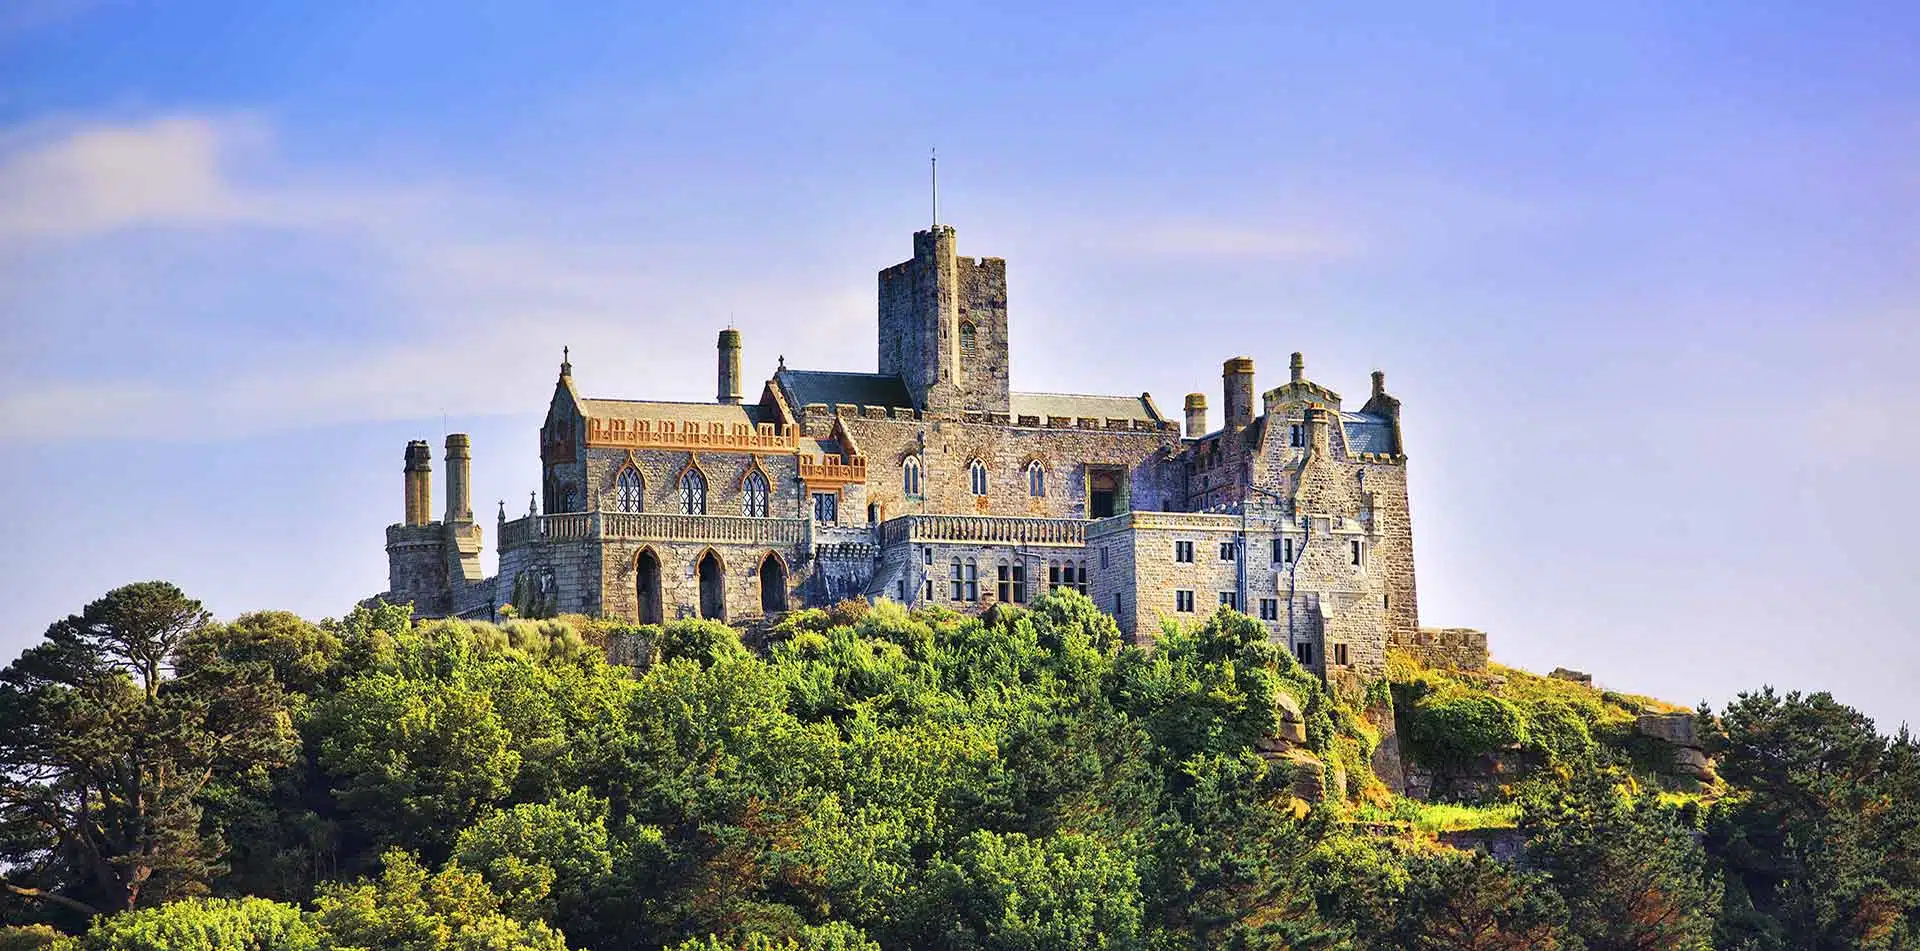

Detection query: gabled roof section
xmin=1341 ymin=411 xmax=1396 ymax=455
xmin=775 ymin=369 xmax=914 ymax=410
xmin=1010 ymin=392 xmax=1163 ymax=424
xmin=578 ymin=399 xmax=777 ymax=426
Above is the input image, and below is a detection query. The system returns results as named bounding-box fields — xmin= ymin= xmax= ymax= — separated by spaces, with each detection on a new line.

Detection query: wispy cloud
xmin=1100 ymin=220 xmax=1363 ymax=263
xmin=0 ymin=0 xmax=102 ymax=40
xmin=0 ymin=115 xmax=433 ymax=240
xmin=0 ymin=114 xmax=856 ymax=442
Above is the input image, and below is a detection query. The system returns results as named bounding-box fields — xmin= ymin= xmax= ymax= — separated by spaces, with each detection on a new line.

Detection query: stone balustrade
xmin=883 ymin=514 xmax=1088 ymax=548
xmin=500 ymin=512 xmax=808 ymax=550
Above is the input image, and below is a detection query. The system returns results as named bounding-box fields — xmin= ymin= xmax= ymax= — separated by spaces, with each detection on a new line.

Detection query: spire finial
xmin=560 ymin=345 xmax=572 ymax=378
xmin=528 ymin=490 xmax=537 ymax=516
xmin=777 ymin=353 xmax=786 ymax=370
xmin=931 ymin=146 xmax=938 ymax=228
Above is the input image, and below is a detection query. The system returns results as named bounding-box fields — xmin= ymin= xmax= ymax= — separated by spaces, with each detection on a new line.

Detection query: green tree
xmin=307 ymin=850 xmax=568 ymax=951
xmin=0 ymin=583 xmax=297 ymax=917
xmin=1389 ymin=851 xmax=1569 ymax=951
xmin=669 ymin=921 xmax=881 ymax=951
xmin=915 ymin=830 xmax=1143 ymax=951
xmin=452 ymin=789 xmax=615 ymax=922
xmin=1521 ymin=771 xmax=1718 ymax=951
xmin=1705 ymin=689 xmax=1919 ymax=950
xmin=72 ymin=896 xmax=314 ymax=951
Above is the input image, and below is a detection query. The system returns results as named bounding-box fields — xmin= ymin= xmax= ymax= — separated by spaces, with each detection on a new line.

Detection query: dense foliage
xmin=2 ymin=583 xmax=1914 ymax=949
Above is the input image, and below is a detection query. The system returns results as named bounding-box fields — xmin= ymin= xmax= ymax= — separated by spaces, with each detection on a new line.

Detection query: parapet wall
xmin=1392 ymin=627 xmax=1489 ymax=671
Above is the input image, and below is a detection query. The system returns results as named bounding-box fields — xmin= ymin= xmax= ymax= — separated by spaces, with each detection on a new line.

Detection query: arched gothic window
xmin=969 ymin=459 xmax=988 ymax=496
xmin=615 ymin=468 xmax=644 ymax=513
xmin=1027 ymin=461 xmax=1045 ymax=498
xmin=680 ymin=469 xmax=707 ymax=515
xmin=742 ymin=470 xmax=769 ymax=517
xmin=903 ymin=456 xmax=923 ymax=497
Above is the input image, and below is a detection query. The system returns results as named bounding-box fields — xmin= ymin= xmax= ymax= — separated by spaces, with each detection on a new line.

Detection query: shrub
xmin=1407 ymin=694 xmax=1528 ymax=767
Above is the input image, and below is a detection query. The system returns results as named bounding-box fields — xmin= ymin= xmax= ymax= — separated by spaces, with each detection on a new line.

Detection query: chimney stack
xmin=444 ymin=434 xmax=472 ymax=524
xmin=1290 ymin=351 xmax=1305 ymax=384
xmin=1304 ymin=405 xmax=1330 ymax=456
xmin=1222 ymin=357 xmax=1255 ymax=432
xmin=1372 ymin=370 xmax=1386 ymax=398
xmin=1183 ymin=393 xmax=1208 ymax=438
xmin=717 ymin=329 xmax=743 ymax=404
xmin=403 ymin=440 xmax=432 ymax=526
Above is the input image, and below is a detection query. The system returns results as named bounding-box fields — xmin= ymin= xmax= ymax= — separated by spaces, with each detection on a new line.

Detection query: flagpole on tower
xmin=931 ymin=147 xmax=938 ymax=228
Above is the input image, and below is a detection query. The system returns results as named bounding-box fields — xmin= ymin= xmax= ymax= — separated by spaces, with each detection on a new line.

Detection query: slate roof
xmin=579 ymin=399 xmax=775 ymax=426
xmin=1009 ymin=392 xmax=1162 ymax=424
xmin=1341 ymin=412 xmax=1396 ymax=454
xmin=775 ymin=370 xmax=914 ymax=410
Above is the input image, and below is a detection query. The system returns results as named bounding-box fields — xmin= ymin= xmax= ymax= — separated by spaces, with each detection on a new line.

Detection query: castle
xmin=381 ymin=223 xmax=1435 ymax=679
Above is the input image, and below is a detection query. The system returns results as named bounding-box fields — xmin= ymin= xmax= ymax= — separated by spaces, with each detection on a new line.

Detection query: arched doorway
xmin=760 ymin=553 xmax=788 ymax=614
xmin=635 ymin=550 xmax=663 ymax=625
xmin=697 ymin=551 xmax=726 ymax=622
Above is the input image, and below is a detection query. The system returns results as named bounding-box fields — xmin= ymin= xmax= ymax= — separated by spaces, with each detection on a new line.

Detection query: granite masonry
xmin=379 ymin=222 xmax=1457 ymax=680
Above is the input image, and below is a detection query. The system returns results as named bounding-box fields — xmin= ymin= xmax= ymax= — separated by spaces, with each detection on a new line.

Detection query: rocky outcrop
xmin=1637 ymin=712 xmax=1717 ymax=782
xmin=1548 ymin=667 xmax=1593 ymax=686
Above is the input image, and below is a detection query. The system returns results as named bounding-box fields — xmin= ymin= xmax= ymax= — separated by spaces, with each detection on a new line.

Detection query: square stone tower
xmin=877 ymin=226 xmax=1009 ymax=418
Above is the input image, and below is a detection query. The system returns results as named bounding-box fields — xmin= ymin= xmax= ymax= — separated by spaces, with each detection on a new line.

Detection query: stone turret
xmin=444 ymin=434 xmax=472 ymax=525
xmin=717 ymin=328 xmax=743 ymax=404
xmin=403 ymin=440 xmax=432 ymax=526
xmin=1222 ymin=357 xmax=1255 ymax=433
xmin=1184 ymin=393 xmax=1208 ymax=438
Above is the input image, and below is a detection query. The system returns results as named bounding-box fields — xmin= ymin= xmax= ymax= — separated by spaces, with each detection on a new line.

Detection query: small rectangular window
xmin=1334 ymin=643 xmax=1350 ymax=666
xmin=924 ymin=577 xmax=934 ymax=601
xmin=1220 ymin=541 xmax=1235 ymax=561
xmin=965 ymin=561 xmax=979 ymax=601
xmin=997 ymin=564 xmax=1012 ymax=602
xmin=896 ymin=580 xmax=905 ymax=602
xmin=1272 ymin=538 xmax=1284 ymax=564
xmin=1259 ymin=598 xmax=1278 ymax=621
xmin=1100 ymin=547 xmax=1110 ymax=569
xmin=1112 ymin=593 xmax=1122 ymax=616
xmin=1289 ymin=423 xmax=1304 ymax=447
xmin=1175 ymin=590 xmax=1195 ymax=612
xmin=924 ymin=548 xmax=933 ymax=565
xmin=812 ymin=492 xmax=838 ymax=523
xmin=950 ymin=559 xmax=964 ymax=601
xmin=1175 ymin=540 xmax=1194 ymax=563
xmin=1284 ymin=537 xmax=1296 ymax=564
xmin=1012 ymin=564 xmax=1026 ymax=603
xmin=1350 ymin=539 xmax=1363 ymax=567
xmin=1294 ymin=642 xmax=1314 ymax=666
xmin=1219 ymin=591 xmax=1238 ymax=610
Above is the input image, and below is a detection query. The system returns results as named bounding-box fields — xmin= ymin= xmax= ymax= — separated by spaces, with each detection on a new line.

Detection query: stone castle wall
xmin=1391 ymin=627 xmax=1489 ymax=671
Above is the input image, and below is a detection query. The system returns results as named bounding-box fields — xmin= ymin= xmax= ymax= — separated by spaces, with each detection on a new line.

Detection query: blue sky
xmin=1 ymin=1 xmax=1914 ymax=728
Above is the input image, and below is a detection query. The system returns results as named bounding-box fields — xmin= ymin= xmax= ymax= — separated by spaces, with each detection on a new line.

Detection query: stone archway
xmin=759 ymin=552 xmax=789 ymax=614
xmin=697 ymin=550 xmax=726 ymax=622
xmin=635 ymin=549 xmax=663 ymax=625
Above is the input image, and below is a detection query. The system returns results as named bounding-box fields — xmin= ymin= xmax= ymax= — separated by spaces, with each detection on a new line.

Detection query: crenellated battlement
xmin=586 ymin=417 xmax=798 ymax=451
